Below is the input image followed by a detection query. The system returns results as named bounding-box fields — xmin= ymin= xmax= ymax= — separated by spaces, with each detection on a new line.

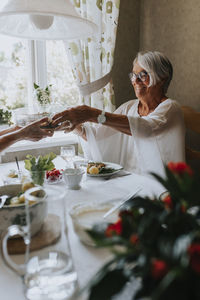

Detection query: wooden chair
xmin=181 ymin=106 xmax=200 ymax=161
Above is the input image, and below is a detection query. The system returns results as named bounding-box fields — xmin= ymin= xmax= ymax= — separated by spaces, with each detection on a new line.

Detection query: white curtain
xmin=63 ymin=0 xmax=120 ymax=112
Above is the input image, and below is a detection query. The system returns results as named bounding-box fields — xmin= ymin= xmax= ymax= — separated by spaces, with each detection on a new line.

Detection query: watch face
xmin=97 ymin=113 xmax=106 ymax=124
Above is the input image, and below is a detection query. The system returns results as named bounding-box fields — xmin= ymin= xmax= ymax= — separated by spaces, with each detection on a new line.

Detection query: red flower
xmin=162 ymin=195 xmax=173 ymax=210
xmin=167 ymin=162 xmax=193 ymax=176
xmin=105 ymin=219 xmax=122 ymax=237
xmin=130 ymin=234 xmax=139 ymax=245
xmin=188 ymin=243 xmax=200 ymax=273
xmin=151 ymin=259 xmax=169 ymax=279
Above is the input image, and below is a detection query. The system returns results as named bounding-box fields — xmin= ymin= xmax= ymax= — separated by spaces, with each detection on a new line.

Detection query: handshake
xmin=40 ymin=118 xmax=59 ymax=129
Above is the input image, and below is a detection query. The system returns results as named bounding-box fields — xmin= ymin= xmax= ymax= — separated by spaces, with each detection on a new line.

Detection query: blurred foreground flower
xmin=87 ymin=162 xmax=200 ymax=300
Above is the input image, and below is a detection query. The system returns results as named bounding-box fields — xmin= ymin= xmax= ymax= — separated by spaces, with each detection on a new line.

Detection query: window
xmin=46 ymin=40 xmax=79 ymax=108
xmin=0 ymin=37 xmax=79 ymax=124
xmin=0 ymin=34 xmax=28 ymax=110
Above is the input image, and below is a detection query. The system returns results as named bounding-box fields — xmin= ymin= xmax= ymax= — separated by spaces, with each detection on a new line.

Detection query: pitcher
xmin=1 ymin=185 xmax=78 ymax=300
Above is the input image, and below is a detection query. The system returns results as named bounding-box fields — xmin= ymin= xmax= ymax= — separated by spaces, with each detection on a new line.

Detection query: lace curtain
xmin=63 ymin=0 xmax=120 ymax=112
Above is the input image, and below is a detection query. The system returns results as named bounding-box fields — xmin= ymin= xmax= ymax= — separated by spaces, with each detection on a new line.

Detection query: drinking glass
xmin=1 ymin=185 xmax=78 ymax=300
xmin=60 ymin=145 xmax=76 ymax=168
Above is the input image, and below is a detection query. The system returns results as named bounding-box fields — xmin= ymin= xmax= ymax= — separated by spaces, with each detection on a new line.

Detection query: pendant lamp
xmin=0 ymin=0 xmax=98 ymax=40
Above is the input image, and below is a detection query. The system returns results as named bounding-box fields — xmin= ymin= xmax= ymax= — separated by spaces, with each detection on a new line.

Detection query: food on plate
xmin=7 ymin=169 xmax=18 ymax=178
xmin=46 ymin=168 xmax=63 ymax=183
xmin=2 ymin=182 xmax=44 ymax=207
xmin=88 ymin=166 xmax=99 ymax=175
xmin=22 ymin=181 xmax=35 ymax=192
xmin=87 ymin=162 xmax=116 ymax=175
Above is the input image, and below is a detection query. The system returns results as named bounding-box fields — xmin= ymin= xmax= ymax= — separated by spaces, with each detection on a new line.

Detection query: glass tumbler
xmin=60 ymin=145 xmax=76 ymax=168
xmin=1 ymin=185 xmax=78 ymax=300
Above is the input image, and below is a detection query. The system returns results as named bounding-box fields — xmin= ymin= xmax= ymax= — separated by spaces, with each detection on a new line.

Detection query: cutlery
xmin=15 ymin=156 xmax=21 ymax=179
xmin=0 ymin=195 xmax=9 ymax=208
xmin=104 ymin=170 xmax=131 ymax=180
xmin=103 ymin=188 xmax=141 ymax=219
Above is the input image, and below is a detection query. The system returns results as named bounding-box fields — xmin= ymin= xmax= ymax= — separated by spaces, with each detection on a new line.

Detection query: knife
xmin=103 ymin=188 xmax=141 ymax=219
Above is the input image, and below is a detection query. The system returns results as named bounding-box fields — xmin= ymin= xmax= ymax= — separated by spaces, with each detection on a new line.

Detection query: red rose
xmin=105 ymin=219 xmax=122 ymax=237
xmin=151 ymin=259 xmax=168 ymax=279
xmin=130 ymin=234 xmax=139 ymax=245
xmin=167 ymin=162 xmax=193 ymax=176
xmin=188 ymin=243 xmax=200 ymax=273
xmin=162 ymin=195 xmax=173 ymax=210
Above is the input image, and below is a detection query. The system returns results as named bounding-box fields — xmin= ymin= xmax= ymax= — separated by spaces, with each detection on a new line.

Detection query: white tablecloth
xmin=0 ymin=157 xmax=165 ymax=300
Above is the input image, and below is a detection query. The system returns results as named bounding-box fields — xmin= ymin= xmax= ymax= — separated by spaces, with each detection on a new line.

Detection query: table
xmin=0 ymin=157 xmax=165 ymax=300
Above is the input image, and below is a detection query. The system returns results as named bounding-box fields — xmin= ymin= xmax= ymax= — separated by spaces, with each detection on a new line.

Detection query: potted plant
xmin=87 ymin=162 xmax=200 ymax=300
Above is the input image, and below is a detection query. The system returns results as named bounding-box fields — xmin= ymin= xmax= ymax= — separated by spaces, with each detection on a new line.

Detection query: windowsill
xmin=1 ymin=132 xmax=79 ymax=163
xmin=7 ymin=131 xmax=78 ymax=151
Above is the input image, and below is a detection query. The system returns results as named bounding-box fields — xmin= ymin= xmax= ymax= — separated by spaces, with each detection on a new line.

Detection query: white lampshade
xmin=0 ymin=0 xmax=98 ymax=40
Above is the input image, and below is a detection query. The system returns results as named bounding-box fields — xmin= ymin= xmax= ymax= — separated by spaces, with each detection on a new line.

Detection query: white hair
xmin=133 ymin=51 xmax=173 ymax=93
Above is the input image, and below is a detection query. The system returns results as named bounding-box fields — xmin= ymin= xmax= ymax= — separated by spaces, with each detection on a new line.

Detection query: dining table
xmin=0 ymin=156 xmax=165 ymax=300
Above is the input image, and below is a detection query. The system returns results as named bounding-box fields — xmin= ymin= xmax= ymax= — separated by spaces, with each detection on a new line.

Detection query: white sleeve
xmin=127 ymin=100 xmax=183 ymax=177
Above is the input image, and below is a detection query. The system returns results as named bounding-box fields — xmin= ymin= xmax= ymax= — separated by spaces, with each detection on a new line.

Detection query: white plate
xmin=87 ymin=162 xmax=123 ymax=177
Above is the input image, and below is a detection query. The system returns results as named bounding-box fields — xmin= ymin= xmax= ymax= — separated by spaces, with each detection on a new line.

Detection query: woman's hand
xmin=0 ymin=124 xmax=21 ymax=136
xmin=52 ymin=105 xmax=94 ymax=130
xmin=19 ymin=117 xmax=54 ymax=141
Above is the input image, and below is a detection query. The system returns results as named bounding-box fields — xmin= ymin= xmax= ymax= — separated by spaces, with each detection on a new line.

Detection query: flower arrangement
xmin=0 ymin=108 xmax=12 ymax=125
xmin=33 ymin=83 xmax=52 ymax=106
xmin=87 ymin=162 xmax=200 ymax=300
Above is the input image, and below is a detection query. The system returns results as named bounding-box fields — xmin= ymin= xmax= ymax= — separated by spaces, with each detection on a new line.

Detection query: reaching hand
xmin=19 ymin=117 xmax=54 ymax=141
xmin=51 ymin=105 xmax=92 ymax=131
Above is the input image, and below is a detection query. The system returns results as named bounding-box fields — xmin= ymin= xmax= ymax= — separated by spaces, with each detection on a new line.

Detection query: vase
xmin=38 ymin=104 xmax=50 ymax=114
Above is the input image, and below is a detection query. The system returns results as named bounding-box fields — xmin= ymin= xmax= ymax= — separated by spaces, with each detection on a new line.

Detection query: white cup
xmin=63 ymin=168 xmax=84 ymax=190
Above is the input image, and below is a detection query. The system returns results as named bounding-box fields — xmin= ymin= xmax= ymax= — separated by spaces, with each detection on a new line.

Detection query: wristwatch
xmin=97 ymin=109 xmax=106 ymax=124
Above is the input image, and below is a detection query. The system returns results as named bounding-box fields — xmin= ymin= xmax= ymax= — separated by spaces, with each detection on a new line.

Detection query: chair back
xmin=181 ymin=106 xmax=200 ymax=161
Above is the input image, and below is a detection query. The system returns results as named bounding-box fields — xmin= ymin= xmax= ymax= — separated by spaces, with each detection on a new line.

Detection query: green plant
xmin=87 ymin=162 xmax=200 ymax=300
xmin=24 ymin=152 xmax=56 ymax=186
xmin=33 ymin=83 xmax=52 ymax=106
xmin=0 ymin=108 xmax=12 ymax=125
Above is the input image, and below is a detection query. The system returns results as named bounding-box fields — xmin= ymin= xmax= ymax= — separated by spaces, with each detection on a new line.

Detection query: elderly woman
xmin=52 ymin=51 xmax=185 ymax=177
xmin=0 ymin=117 xmax=54 ymax=152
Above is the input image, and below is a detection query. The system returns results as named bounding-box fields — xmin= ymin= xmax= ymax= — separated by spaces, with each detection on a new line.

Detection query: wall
xmin=113 ymin=0 xmax=200 ymax=110
xmin=140 ymin=0 xmax=200 ymax=110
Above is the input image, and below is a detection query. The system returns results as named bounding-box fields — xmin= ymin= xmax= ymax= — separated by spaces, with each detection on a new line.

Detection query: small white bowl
xmin=0 ymin=184 xmax=47 ymax=237
xmin=63 ymin=168 xmax=84 ymax=190
xmin=69 ymin=201 xmax=119 ymax=246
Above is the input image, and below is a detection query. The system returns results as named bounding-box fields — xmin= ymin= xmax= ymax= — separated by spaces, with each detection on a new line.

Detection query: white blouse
xmin=81 ymin=99 xmax=185 ymax=177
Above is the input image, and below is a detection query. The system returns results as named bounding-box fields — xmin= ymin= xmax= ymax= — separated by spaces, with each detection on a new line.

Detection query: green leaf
xmin=33 ymin=82 xmax=39 ymax=89
xmin=24 ymin=159 xmax=32 ymax=171
xmin=88 ymin=268 xmax=128 ymax=300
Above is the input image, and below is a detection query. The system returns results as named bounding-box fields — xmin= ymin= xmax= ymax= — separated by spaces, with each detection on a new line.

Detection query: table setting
xmin=0 ymin=152 xmax=165 ymax=300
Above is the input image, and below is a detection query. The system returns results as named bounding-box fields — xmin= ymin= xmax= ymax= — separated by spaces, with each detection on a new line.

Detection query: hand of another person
xmin=19 ymin=117 xmax=54 ymax=141
xmin=0 ymin=124 xmax=21 ymax=136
